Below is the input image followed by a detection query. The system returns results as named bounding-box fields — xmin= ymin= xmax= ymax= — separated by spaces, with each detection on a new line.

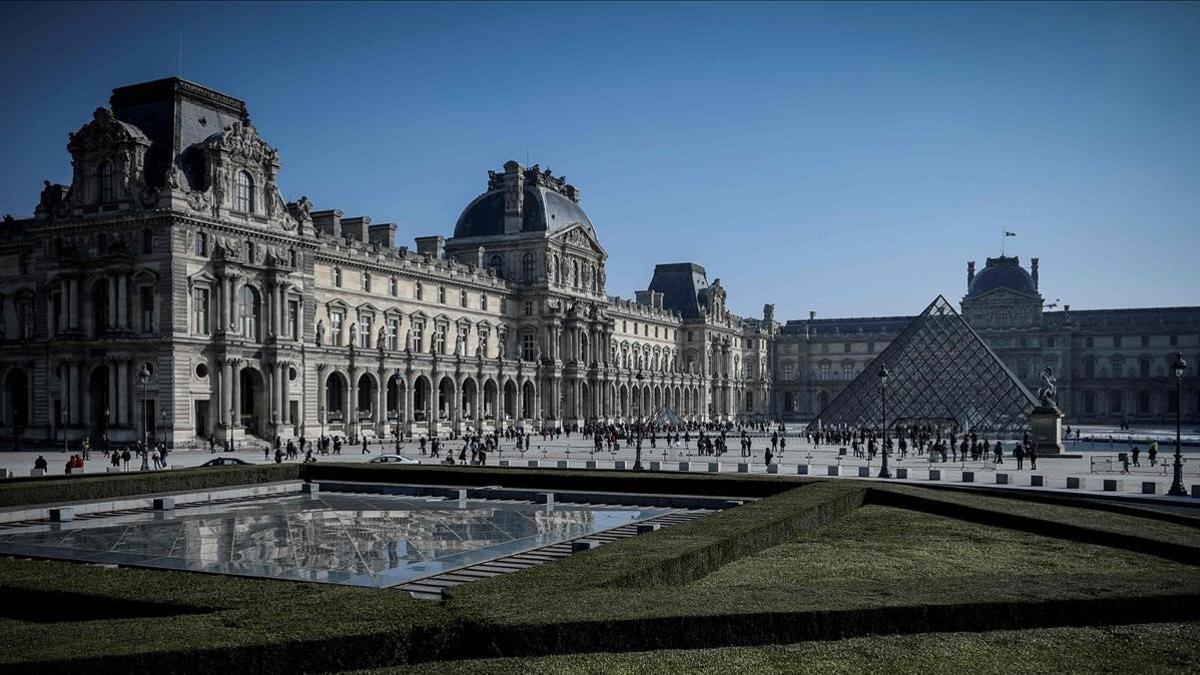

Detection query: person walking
xmin=34 ymin=455 xmax=48 ymax=472
xmin=1131 ymin=446 xmax=1141 ymax=468
xmin=1148 ymin=441 xmax=1158 ymax=467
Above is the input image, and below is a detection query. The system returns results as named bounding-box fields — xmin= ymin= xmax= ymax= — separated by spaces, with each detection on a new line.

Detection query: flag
xmin=1004 ymin=231 xmax=1016 ymax=237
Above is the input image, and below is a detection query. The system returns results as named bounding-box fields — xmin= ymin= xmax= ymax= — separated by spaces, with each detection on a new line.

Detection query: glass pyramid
xmin=806 ymin=296 xmax=1038 ymax=437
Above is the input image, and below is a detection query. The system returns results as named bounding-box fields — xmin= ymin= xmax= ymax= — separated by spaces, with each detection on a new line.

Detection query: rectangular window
xmin=481 ymin=295 xmax=488 ymax=311
xmin=1113 ymin=336 xmax=1122 ymax=348
xmin=415 ymin=282 xmax=423 ymax=300
xmin=1086 ymin=336 xmax=1094 ymax=348
xmin=360 ymin=314 xmax=373 ymax=349
xmin=51 ymin=292 xmax=62 ymax=335
xmin=458 ymin=325 xmax=468 ymax=352
xmin=819 ymin=363 xmax=830 ymax=380
xmin=289 ymin=249 xmax=297 ymax=267
xmin=389 ymin=277 xmax=397 ymax=296
xmin=1141 ymin=335 xmax=1150 ymax=347
xmin=782 ymin=363 xmax=794 ymax=380
xmin=195 ymin=231 xmax=208 ymax=257
xmin=331 ymin=311 xmax=344 ymax=346
xmin=688 ymin=330 xmax=693 ymax=342
xmin=525 ymin=301 xmax=533 ymax=317
xmin=363 ymin=272 xmax=371 ymax=292
xmin=140 ymin=287 xmax=154 ymax=332
xmin=1170 ymin=334 xmax=1178 ymax=346
xmin=194 ymin=288 xmax=210 ymax=335
xmin=821 ymin=343 xmax=829 ymax=353
xmin=843 ymin=343 xmax=851 ymax=353
xmin=479 ymin=328 xmax=489 ymax=356
xmin=287 ymin=300 xmax=298 ymax=340
xmin=434 ymin=324 xmax=446 ymax=354
xmin=411 ymin=319 xmax=425 ymax=351
xmin=387 ymin=318 xmax=399 ymax=351
xmin=1046 ymin=337 xmax=1056 ymax=348
xmin=333 ymin=267 xmax=342 ymax=288
xmin=438 ymin=287 xmax=446 ymax=304
xmin=522 ymin=334 xmax=536 ymax=361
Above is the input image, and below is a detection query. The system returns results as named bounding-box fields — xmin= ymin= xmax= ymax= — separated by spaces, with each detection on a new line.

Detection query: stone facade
xmin=772 ymin=256 xmax=1200 ymax=425
xmin=1 ymin=77 xmax=1193 ymax=447
xmin=0 ymin=78 xmax=774 ymax=447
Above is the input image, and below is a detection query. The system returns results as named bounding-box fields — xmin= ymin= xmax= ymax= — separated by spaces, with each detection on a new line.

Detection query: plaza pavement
xmin=3 ymin=424 xmax=1200 ymax=506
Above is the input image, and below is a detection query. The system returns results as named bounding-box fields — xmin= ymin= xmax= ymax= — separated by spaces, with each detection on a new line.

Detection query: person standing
xmin=1148 ymin=441 xmax=1158 ymax=467
xmin=1014 ymin=442 xmax=1025 ymax=470
xmin=1028 ymin=443 xmax=1037 ymax=471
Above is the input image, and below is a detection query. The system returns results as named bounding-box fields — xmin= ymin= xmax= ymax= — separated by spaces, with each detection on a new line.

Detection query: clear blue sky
xmin=2 ymin=2 xmax=1198 ymax=319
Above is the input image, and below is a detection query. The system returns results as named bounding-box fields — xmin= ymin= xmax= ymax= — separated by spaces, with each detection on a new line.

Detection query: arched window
xmin=489 ymin=254 xmax=504 ymax=278
xmin=521 ymin=253 xmax=534 ymax=282
xmin=97 ymin=161 xmax=115 ymax=202
xmin=239 ymin=285 xmax=261 ymax=341
xmin=235 ymin=171 xmax=253 ymax=212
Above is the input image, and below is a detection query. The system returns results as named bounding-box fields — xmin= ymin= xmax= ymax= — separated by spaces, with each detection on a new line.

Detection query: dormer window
xmin=97 ymin=160 xmax=115 ymax=203
xmin=235 ymin=171 xmax=253 ymax=212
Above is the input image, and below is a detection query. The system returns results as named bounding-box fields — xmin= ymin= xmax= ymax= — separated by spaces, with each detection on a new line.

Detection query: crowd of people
xmin=33 ymin=436 xmax=170 ymax=475
xmin=806 ymin=423 xmax=1041 ymax=470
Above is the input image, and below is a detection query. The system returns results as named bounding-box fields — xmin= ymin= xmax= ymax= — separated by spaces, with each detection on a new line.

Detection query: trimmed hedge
xmin=304 ymin=462 xmax=807 ymax=499
xmin=867 ymin=484 xmax=1200 ymax=564
xmin=446 ymin=482 xmax=867 ymax=622
xmin=0 ymin=464 xmax=300 ymax=509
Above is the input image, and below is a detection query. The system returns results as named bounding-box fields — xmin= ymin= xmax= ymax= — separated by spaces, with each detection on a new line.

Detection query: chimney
xmin=1031 ymin=257 xmax=1040 ymax=291
xmin=414 ymin=235 xmax=445 ymax=259
xmin=340 ymin=216 xmax=371 ymax=242
xmin=311 ymin=209 xmax=342 ymax=237
xmin=368 ymin=223 xmax=396 ymax=247
xmin=503 ymin=160 xmax=524 ymax=234
xmin=967 ymin=261 xmax=976 ymax=290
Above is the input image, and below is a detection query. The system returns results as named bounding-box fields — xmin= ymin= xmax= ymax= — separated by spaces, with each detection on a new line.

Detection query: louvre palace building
xmin=0 ymin=77 xmax=1195 ymax=447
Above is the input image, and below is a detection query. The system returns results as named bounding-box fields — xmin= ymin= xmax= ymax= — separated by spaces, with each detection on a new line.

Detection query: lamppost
xmin=138 ymin=365 xmax=150 ymax=448
xmin=103 ymin=407 xmax=110 ymax=450
xmin=160 ymin=409 xmax=169 ymax=450
xmin=229 ymin=404 xmax=236 ymax=452
xmin=394 ymin=368 xmax=403 ymax=452
xmin=319 ymin=405 xmax=326 ymax=441
xmin=1168 ymin=353 xmax=1188 ymax=496
xmin=878 ymin=364 xmax=892 ymax=479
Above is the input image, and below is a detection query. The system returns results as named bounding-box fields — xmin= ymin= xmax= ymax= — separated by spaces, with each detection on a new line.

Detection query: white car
xmin=367 ymin=454 xmax=420 ymax=465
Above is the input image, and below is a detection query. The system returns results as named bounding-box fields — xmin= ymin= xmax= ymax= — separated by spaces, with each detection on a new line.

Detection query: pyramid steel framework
xmin=805 ymin=295 xmax=1039 ymax=436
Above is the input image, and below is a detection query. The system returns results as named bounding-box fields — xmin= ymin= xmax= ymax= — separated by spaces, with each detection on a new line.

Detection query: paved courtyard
xmin=4 ymin=422 xmax=1200 ymax=504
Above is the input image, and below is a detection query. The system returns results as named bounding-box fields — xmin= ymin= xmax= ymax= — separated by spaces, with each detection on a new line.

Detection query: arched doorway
xmin=437 ymin=377 xmax=455 ymax=422
xmin=90 ymin=279 xmax=110 ymax=337
xmin=619 ymin=385 xmax=628 ymax=418
xmin=502 ymin=379 xmax=517 ymax=421
xmin=483 ymin=379 xmax=498 ymax=423
xmin=386 ymin=373 xmax=402 ymax=420
xmin=356 ymin=373 xmax=377 ymax=435
xmin=240 ymin=368 xmax=267 ymax=436
xmin=324 ymin=371 xmax=348 ymax=425
xmin=86 ymin=366 xmax=109 ymax=437
xmin=461 ymin=378 xmax=478 ymax=427
xmin=413 ymin=376 xmax=431 ymax=422
xmin=522 ymin=381 xmax=536 ymax=420
xmin=6 ymin=368 xmax=31 ymax=431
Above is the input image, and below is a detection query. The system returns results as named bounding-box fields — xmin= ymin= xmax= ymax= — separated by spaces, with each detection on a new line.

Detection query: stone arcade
xmin=0 ymin=78 xmax=775 ymax=447
xmin=0 ymin=77 xmax=1195 ymax=447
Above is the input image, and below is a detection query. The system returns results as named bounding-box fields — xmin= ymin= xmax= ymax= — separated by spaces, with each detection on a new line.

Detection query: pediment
xmin=552 ymin=222 xmax=606 ymax=256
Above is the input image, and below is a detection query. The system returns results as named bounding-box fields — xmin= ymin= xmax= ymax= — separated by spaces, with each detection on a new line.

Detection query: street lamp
xmin=138 ymin=365 xmax=150 ymax=448
xmin=319 ymin=405 xmax=326 ymax=441
xmin=878 ymin=364 xmax=892 ymax=479
xmin=1168 ymin=353 xmax=1188 ymax=496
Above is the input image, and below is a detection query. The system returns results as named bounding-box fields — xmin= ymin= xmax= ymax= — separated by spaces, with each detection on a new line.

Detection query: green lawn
xmin=693 ymin=505 xmax=1193 ymax=588
xmin=382 ymin=622 xmax=1200 ymax=674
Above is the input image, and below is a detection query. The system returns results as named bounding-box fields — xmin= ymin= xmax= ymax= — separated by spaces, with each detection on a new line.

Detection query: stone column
xmin=117 ymin=275 xmax=129 ymax=329
xmin=404 ymin=373 xmax=415 ymax=430
xmin=376 ymin=367 xmax=387 ymax=433
xmin=282 ymin=360 xmax=291 ymax=422
xmin=117 ymin=360 xmax=130 ymax=426
xmin=231 ymin=361 xmax=243 ymax=428
xmin=68 ymin=361 xmax=81 ymax=426
xmin=220 ymin=359 xmax=233 ymax=429
xmin=515 ymin=379 xmax=524 ymax=423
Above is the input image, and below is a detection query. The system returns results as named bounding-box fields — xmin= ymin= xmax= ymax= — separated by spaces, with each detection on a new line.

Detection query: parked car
xmin=367 ymin=454 xmax=419 ymax=465
xmin=200 ymin=457 xmax=252 ymax=467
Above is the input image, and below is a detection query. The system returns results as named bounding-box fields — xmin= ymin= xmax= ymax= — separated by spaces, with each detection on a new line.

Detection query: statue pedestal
xmin=1030 ymin=406 xmax=1064 ymax=455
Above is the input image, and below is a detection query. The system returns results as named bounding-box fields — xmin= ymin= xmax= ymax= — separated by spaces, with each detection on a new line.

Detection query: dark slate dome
xmin=452 ymin=162 xmax=595 ymax=239
xmin=968 ymin=256 xmax=1037 ymax=297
